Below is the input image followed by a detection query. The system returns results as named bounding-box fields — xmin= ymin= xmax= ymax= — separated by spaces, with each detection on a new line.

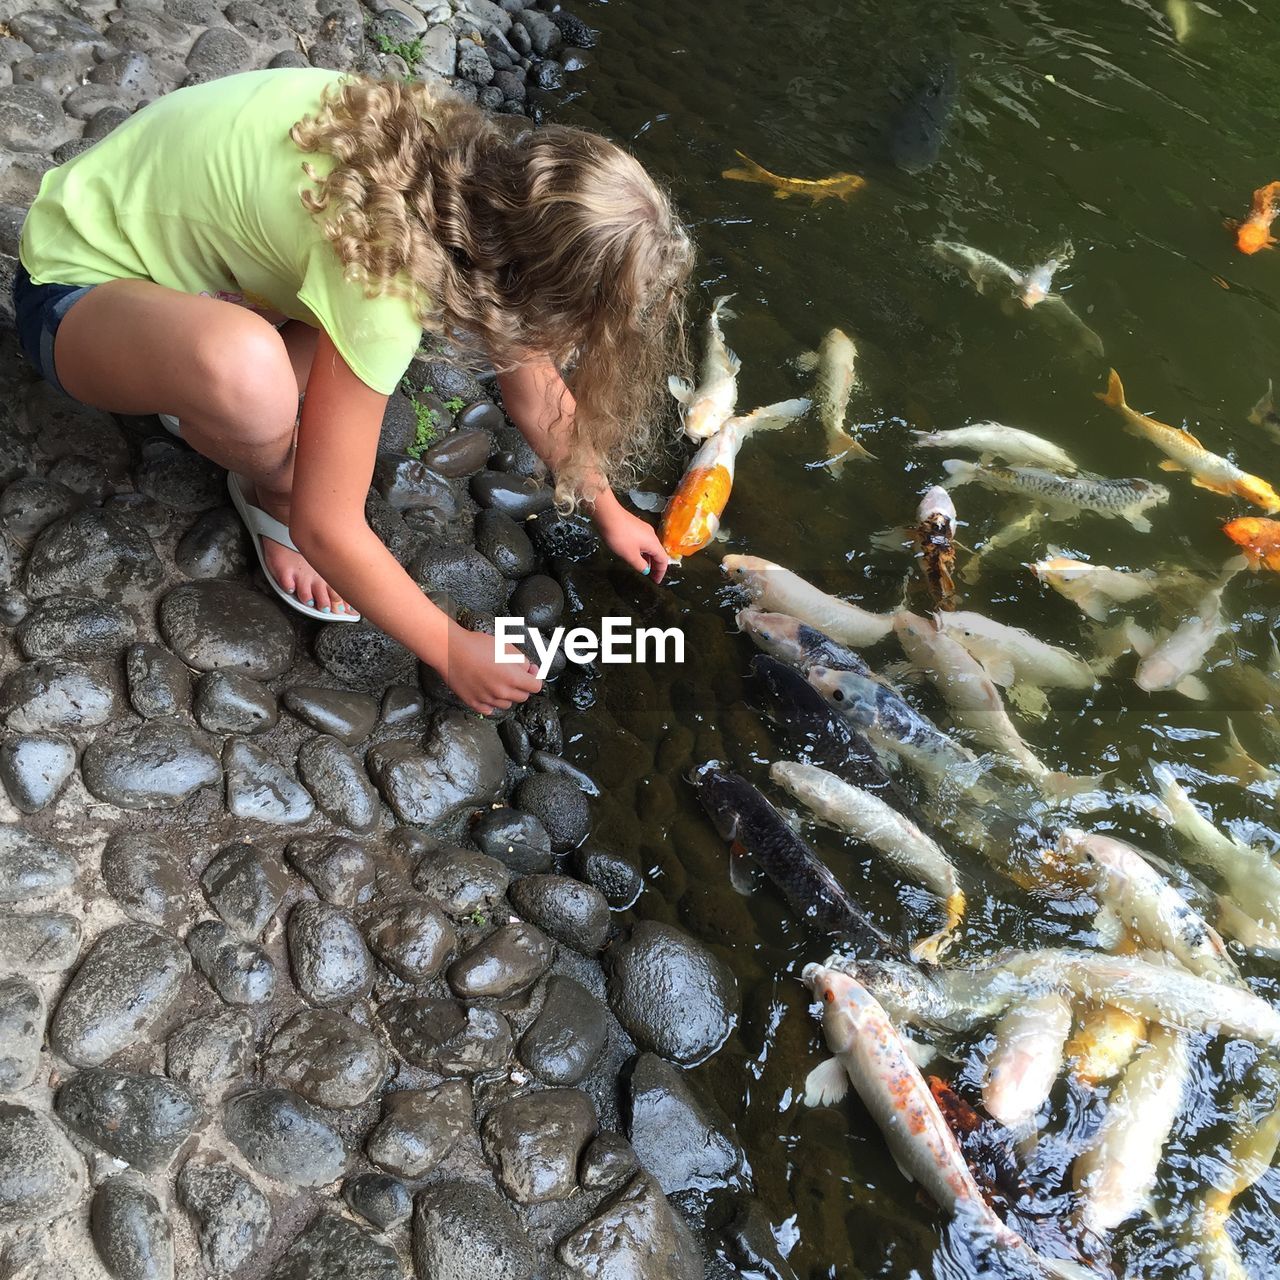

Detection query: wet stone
xmin=282 ymin=685 xmax=378 ymax=745
xmin=1 ymin=659 xmax=117 ymax=732
xmin=51 ymin=922 xmax=190 ymax=1067
xmin=549 ymin=8 xmax=597 ymax=46
xmin=0 ymin=977 xmax=43 ymax=1091
xmin=0 ymin=84 xmax=73 ymax=152
xmin=606 ymin=922 xmax=738 ymax=1067
xmin=175 ymin=506 xmax=250 ymax=579
xmin=572 ymin=845 xmax=643 ymax=910
xmin=509 ymin=875 xmax=609 ymax=954
xmin=514 ymin=772 xmax=590 ymax=852
xmin=518 ymin=6 xmax=561 ymax=55
xmin=527 ymin=508 xmax=599 ymax=561
xmin=11 ymin=10 xmax=106 ymax=55
xmin=56 ymin=1069 xmax=201 ymax=1172
xmin=408 ymin=358 xmax=484 ymax=405
xmin=135 ymin=448 xmax=224 ymax=512
xmin=314 ymin=623 xmax=416 ymax=692
xmin=0 ymin=825 xmax=73 ymax=900
xmin=25 ymin=509 xmax=161 ymax=600
xmin=286 ymin=835 xmax=374 ymax=908
xmin=343 ymin=1172 xmax=411 ymax=1232
xmin=224 ymin=1089 xmax=350 ymax=1188
xmin=160 ymin=581 xmax=294 ymax=678
xmin=0 ymin=1104 xmax=86 ymax=1227
xmin=470 ymin=470 xmax=555 ymax=520
xmin=499 ymin=716 xmax=531 ymax=765
xmin=0 ymin=912 xmax=81 ymax=972
xmin=412 ymin=845 xmax=510 ymax=917
xmin=195 ymin=671 xmax=277 ymax=735
xmin=83 ymin=719 xmax=221 ymax=809
xmin=186 ymin=920 xmax=276 ymax=1006
xmin=166 ymin=1010 xmax=254 ymax=1102
xmin=474 ymin=508 xmax=536 ymax=580
xmin=381 ymin=683 xmax=423 ymax=726
xmin=0 ymin=590 xmax=27 ymax=627
xmin=90 ymin=1174 xmax=173 ymax=1280
xmin=287 ymin=900 xmax=373 ymax=1007
xmin=125 ymin=643 xmax=192 ymax=719
xmin=373 ymin=455 xmax=459 ymax=522
xmin=265 ymin=1009 xmax=389 ymax=1109
xmin=365 ymin=897 xmax=456 ymax=982
xmin=482 ymin=1088 xmax=596 ymax=1205
xmin=200 ymin=841 xmax=287 ymax=939
xmin=102 ymin=833 xmax=189 ymax=928
xmin=268 ymin=1212 xmax=403 ymax=1280
xmin=177 ymin=1157 xmax=272 ymax=1274
xmin=517 ymin=693 xmax=563 ymax=754
xmin=0 ymin=476 xmax=79 ymax=543
xmin=16 ymin=596 xmax=135 ymax=661
xmin=298 ymin=734 xmax=379 ymax=833
xmin=579 ymin=1132 xmax=639 ymax=1193
xmin=447 ymin=922 xmax=554 ymax=1000
xmin=422 ymin=426 xmax=493 ymax=478
xmin=471 ymin=807 xmax=553 ymax=873
xmin=380 ymin=997 xmax=512 ymax=1075
xmin=224 ymin=738 xmax=315 ymax=824
xmin=413 ymin=543 xmax=506 ymax=616
xmin=184 ymin=26 xmax=251 ymax=83
xmin=530 ymin=750 xmax=599 ymax=796
xmin=518 ymin=975 xmax=608 ymax=1087
xmin=412 ymin=1180 xmax=535 ymax=1280
xmin=366 ymin=1081 xmax=471 ymax=1178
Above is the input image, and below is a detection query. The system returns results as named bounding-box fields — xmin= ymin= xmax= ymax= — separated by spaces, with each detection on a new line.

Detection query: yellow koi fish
xmin=721 ymin=151 xmax=866 ymax=202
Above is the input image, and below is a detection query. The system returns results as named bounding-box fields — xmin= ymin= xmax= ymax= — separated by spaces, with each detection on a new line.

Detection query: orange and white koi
xmin=1224 ymin=516 xmax=1280 ymax=571
xmin=1231 ymin=180 xmax=1280 ymax=255
xmin=658 ymin=399 xmax=809 ymax=560
xmin=721 ymin=151 xmax=866 ymax=202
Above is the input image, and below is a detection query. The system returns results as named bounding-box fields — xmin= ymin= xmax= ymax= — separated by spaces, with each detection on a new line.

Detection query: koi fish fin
xmin=1043 ymin=771 xmax=1112 ymax=802
xmin=910 ymin=927 xmax=956 ymax=965
xmin=803 ymin=1057 xmax=849 ymax=1107
xmin=628 ymin=489 xmax=667 ymax=513
xmin=1248 ymin=378 xmax=1275 ymax=428
xmin=795 ymin=349 xmax=819 ymax=373
xmin=1125 ymin=621 xmax=1157 ymax=660
xmin=1089 ymin=620 xmax=1139 ymax=673
xmin=870 ymin=525 xmax=914 ymax=552
xmin=1175 ymin=674 xmax=1210 ymax=701
xmin=1158 ymin=459 xmax=1186 ymax=472
xmin=824 ymin=431 xmax=875 ymax=469
xmin=728 ymin=841 xmax=756 ymax=895
xmin=1009 ymin=683 xmax=1051 ymax=720
xmin=1127 ymin=513 xmax=1154 ymax=533
xmin=1218 ymin=717 xmax=1280 ymax=787
xmin=1096 ymin=368 xmax=1126 ymax=411
xmin=733 ymin=397 xmax=811 ymax=436
xmin=667 ymin=375 xmax=694 ymax=406
xmin=721 ymin=152 xmax=774 ymax=186
xmin=902 ymin=1036 xmax=936 ymax=1071
xmin=941 ymin=458 xmax=979 ymax=486
xmin=710 ymin=293 xmax=737 ymax=323
xmin=976 ymin=652 xmax=1018 ymax=688
xmin=1094 ymin=903 xmax=1127 ymax=952
xmin=712 ymin=523 xmax=732 ymax=544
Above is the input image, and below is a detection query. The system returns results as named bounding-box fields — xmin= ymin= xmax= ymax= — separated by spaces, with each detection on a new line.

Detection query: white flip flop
xmin=159 ymin=413 xmax=182 ymax=436
xmin=225 ymin=472 xmax=360 ymax=624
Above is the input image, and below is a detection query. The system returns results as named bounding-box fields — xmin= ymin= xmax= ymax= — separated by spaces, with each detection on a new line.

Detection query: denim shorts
xmin=11 ymin=263 xmax=95 ymax=398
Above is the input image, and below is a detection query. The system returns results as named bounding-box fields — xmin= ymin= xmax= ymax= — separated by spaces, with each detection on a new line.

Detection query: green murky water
xmin=554 ymin=2 xmax=1280 ymax=1275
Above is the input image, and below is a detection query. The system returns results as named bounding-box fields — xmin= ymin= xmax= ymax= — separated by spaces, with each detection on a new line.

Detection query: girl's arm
xmin=497 ymin=358 xmax=669 ymax=582
xmin=290 ymin=332 xmax=543 ymax=715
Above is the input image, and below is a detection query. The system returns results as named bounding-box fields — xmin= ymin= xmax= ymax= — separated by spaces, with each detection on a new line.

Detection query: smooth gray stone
xmin=200 ymin=842 xmax=288 ymax=939
xmin=267 ymin=1212 xmax=404 ymax=1280
xmin=365 ymin=1081 xmax=471 ymax=1179
xmin=481 ymin=1088 xmax=596 ymax=1205
xmin=517 ymin=975 xmax=607 ymax=1087
xmin=101 ymin=833 xmax=189 ymax=929
xmin=372 ymin=455 xmax=459 ymax=520
xmin=176 ymin=1157 xmax=272 ymax=1274
xmin=407 ymin=358 xmax=484 ymax=405
xmin=265 ymin=1009 xmax=389 ymax=1109
xmin=57 ymin=1069 xmax=199 ymax=1173
xmin=474 ymin=507 xmax=535 ymax=579
xmin=379 ymin=683 xmax=423 ymax=726
xmin=364 ymin=897 xmax=456 ymax=983
xmin=0 ymin=912 xmax=80 ymax=973
xmin=314 ymin=623 xmax=416 ymax=692
xmin=379 ymin=997 xmax=512 ymax=1075
xmin=343 ymin=1172 xmax=411 ymax=1232
xmin=134 ymin=448 xmax=223 ymax=513
xmin=83 ymin=719 xmax=221 ymax=809
xmin=412 ymin=1180 xmax=534 ymax=1280
xmin=421 ymin=426 xmax=492 ymax=477
xmin=24 ymin=509 xmax=160 ymax=600
xmin=91 ymin=1175 xmax=173 ymax=1280
xmin=471 ymin=807 xmax=553 ymax=874
xmin=0 ymin=825 xmax=74 ymax=901
xmin=412 ymin=845 xmax=510 ymax=918
xmin=298 ymin=735 xmax=378 ymax=833
xmin=446 ymin=923 xmax=554 ymax=1000
xmin=469 ymin=470 xmax=554 ymax=520
xmin=579 ymin=1132 xmax=639 ymax=1193
xmin=0 ymin=83 xmax=73 ymax=152
xmin=412 ymin=543 xmax=505 ymax=617
xmin=175 ymin=506 xmax=249 ymax=579
xmin=509 ymin=574 xmax=564 ymax=630
xmin=0 ymin=477 xmax=79 ymax=544
xmin=0 ymin=977 xmax=43 ymax=1091
xmin=1 ymin=659 xmax=117 ymax=731
xmin=285 ymin=834 xmax=374 ymax=907
xmin=281 ymin=685 xmax=378 ymax=745
xmin=0 ymin=731 xmax=75 ymax=812
xmin=224 ymin=1089 xmax=350 ymax=1188
xmin=183 ymin=26 xmax=251 ymax=84
xmin=194 ymin=671 xmax=278 ymax=735
xmin=16 ymin=596 xmax=135 ymax=661
xmin=223 ymin=738 xmax=315 ymax=824
xmin=159 ymin=581 xmax=294 ymax=678
xmin=186 ymin=920 xmax=276 ymax=1007
xmin=166 ymin=1010 xmax=254 ymax=1102
xmin=0 ymin=1104 xmax=86 ymax=1227
xmin=125 ymin=643 xmax=192 ymax=719
xmin=508 ymin=875 xmax=610 ymax=954
xmin=286 ymin=900 xmax=373 ymax=1007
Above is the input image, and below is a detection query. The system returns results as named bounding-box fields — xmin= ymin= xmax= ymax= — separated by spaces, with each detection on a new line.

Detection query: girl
xmin=14 ymin=68 xmax=692 ymax=716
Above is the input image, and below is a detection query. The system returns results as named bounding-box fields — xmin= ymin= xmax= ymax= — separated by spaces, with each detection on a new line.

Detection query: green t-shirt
xmin=19 ymin=67 xmax=422 ymax=395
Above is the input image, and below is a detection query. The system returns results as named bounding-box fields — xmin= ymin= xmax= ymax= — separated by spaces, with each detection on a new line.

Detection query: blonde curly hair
xmin=290 ymin=75 xmax=693 ymax=503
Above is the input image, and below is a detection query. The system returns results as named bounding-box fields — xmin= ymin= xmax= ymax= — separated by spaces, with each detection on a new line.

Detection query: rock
xmin=373 ymin=455 xmax=459 ymax=522
xmin=176 ymin=1157 xmax=272 ymax=1274
xmin=447 ymin=923 xmax=554 ymax=1000
xmin=287 ymin=900 xmax=373 ymax=1007
xmin=0 ymin=84 xmax=72 ymax=152
xmin=102 ymin=834 xmax=189 ymax=928
xmin=184 ymin=26 xmax=251 ymax=83
xmin=224 ymin=738 xmax=315 ymax=824
xmin=135 ymin=448 xmax=224 ymax=512
xmin=0 ymin=912 xmax=81 ymax=973
xmin=159 ymin=581 xmax=294 ymax=678
xmin=365 ymin=897 xmax=456 ymax=982
xmin=470 ymin=471 xmax=554 ymax=520
xmin=422 ymin=427 xmax=492 ymax=478
xmin=265 ymin=1009 xmax=389 ymax=1109
xmin=0 ymin=477 xmax=79 ymax=543
xmin=83 ymin=719 xmax=222 ymax=809
xmin=532 ymin=58 xmax=563 ymax=91
xmin=0 ymin=1104 xmax=86 ymax=1226
xmin=314 ymin=623 xmax=416 ymax=692
xmin=0 ymin=732 xmax=73 ymax=813
xmin=25 ymin=510 xmax=160 ymax=600
xmin=298 ymin=735 xmax=379 ymax=833
xmin=527 ymin=508 xmax=598 ymax=561
xmin=407 ymin=357 xmax=484 ymax=405
xmin=17 ymin=596 xmax=135 ymax=661
xmin=520 ymin=696 xmax=563 ymax=758
xmin=56 ymin=1069 xmax=200 ymax=1172
xmin=579 ymin=1132 xmax=639 ymax=1193
xmin=471 ymin=807 xmax=553 ymax=874
xmin=367 ymin=713 xmax=505 ymax=828
xmin=557 ymin=1172 xmax=703 ymax=1280
xmin=413 ymin=543 xmax=506 ymax=616
xmin=572 ymin=845 xmax=643 ymax=910
xmin=412 ymin=846 xmax=510 ymax=918
xmin=194 ymin=671 xmax=277 ymax=734
xmin=412 ymin=1180 xmax=535 ymax=1280
xmin=508 ymin=875 xmax=609 ymax=954
xmin=499 ymin=717 xmax=531 ymax=765
xmin=474 ymin=509 xmax=535 ymax=580
xmin=11 ymin=10 xmax=106 ymax=55
xmin=549 ymin=9 xmax=597 ymax=47
xmin=125 ymin=644 xmax=192 ymax=719
xmin=518 ymin=7 xmax=561 ymax=55
xmin=379 ymin=997 xmax=512 ymax=1075
xmin=268 ymin=1212 xmax=403 ymax=1280
xmin=514 ymin=773 xmax=590 ymax=852
xmin=186 ymin=920 xmax=276 ymax=1006
xmin=344 ymin=1173 xmax=411 ymax=1231
xmin=175 ymin=507 xmax=250 ymax=579
xmin=1 ymin=659 xmax=117 ymax=732
xmin=91 ymin=1175 xmax=173 ymax=1280
xmin=381 ymin=683 xmax=423 ymax=726
xmin=224 ymin=1089 xmax=349 ymax=1188
xmin=51 ymin=923 xmax=191 ymax=1067
xmin=0 ymin=978 xmax=43 ymax=1091
xmin=517 ymin=975 xmax=608 ymax=1087
xmin=200 ymin=842 xmax=287 ymax=939
xmin=482 ymin=1089 xmax=596 ymax=1205
xmin=530 ymin=750 xmax=598 ymax=796
xmin=286 ymin=835 xmax=374 ymax=907
xmin=282 ymin=685 xmax=378 ymax=745
xmin=628 ymin=1053 xmax=743 ymax=1195
xmin=0 ymin=826 xmax=73 ymax=901
xmin=605 ymin=923 xmax=738 ymax=1067
xmin=166 ymin=1010 xmax=254 ymax=1102
xmin=457 ymin=42 xmax=494 ymax=85
xmin=366 ymin=1081 xmax=472 ymax=1178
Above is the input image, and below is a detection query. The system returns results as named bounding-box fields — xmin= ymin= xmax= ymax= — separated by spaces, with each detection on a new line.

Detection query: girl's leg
xmin=54 ymin=279 xmax=350 ymax=613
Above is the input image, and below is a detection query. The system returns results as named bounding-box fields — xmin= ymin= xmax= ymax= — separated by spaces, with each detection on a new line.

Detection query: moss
xmin=405 ymin=397 xmax=442 ymax=459
xmin=443 ymin=395 xmax=465 ymax=414
xmin=371 ymin=31 xmax=424 ymax=67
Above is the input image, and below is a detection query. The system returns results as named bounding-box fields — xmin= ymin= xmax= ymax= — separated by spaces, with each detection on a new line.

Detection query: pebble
xmin=498 ymin=716 xmax=531 ymax=765
xmin=447 ymin=922 xmax=554 ymax=1000
xmin=265 ymin=1009 xmax=389 ymax=1109
xmin=517 ymin=694 xmax=563 ymax=754
xmin=605 ymin=922 xmax=738 ymax=1067
xmin=471 ymin=807 xmax=553 ymax=873
xmin=518 ymin=974 xmax=608 ymax=1086
xmin=409 ymin=358 xmax=484 ymax=405
xmin=175 ymin=507 xmax=250 ymax=579
xmin=83 ymin=719 xmax=222 ymax=809
xmin=579 ymin=1131 xmax=639 ymax=1193
xmin=15 ymin=595 xmax=135 ymax=660
xmin=0 ymin=476 xmax=79 ymax=543
xmin=268 ymin=1212 xmax=403 ymax=1280
xmin=24 ymin=509 xmax=161 ymax=600
xmin=530 ymin=749 xmax=600 ymax=796
xmin=159 ymin=580 xmax=294 ymax=678
xmin=102 ymin=833 xmax=189 ymax=928
xmin=343 ymin=1172 xmax=411 ymax=1231
xmin=90 ymin=1175 xmax=173 ymax=1280
xmin=200 ymin=841 xmax=288 ymax=939
xmin=365 ymin=1080 xmax=472 ymax=1178
xmin=224 ymin=1088 xmax=350 ymax=1188
xmin=176 ymin=1157 xmax=273 ymax=1274
xmin=125 ymin=643 xmax=192 ymax=719
xmin=380 ymin=683 xmax=423 ymax=726
xmin=517 ymin=6 xmax=561 ymax=55
xmin=474 ymin=507 xmax=535 ymax=578
xmin=532 ymin=58 xmax=563 ymax=91
xmin=50 ymin=922 xmax=191 ymax=1067
xmin=365 ymin=897 xmax=457 ymax=982
xmin=186 ymin=920 xmax=277 ymax=1006
xmin=514 ymin=773 xmax=590 ymax=852
xmin=135 ymin=447 xmax=224 ymax=512
xmin=373 ymin=455 xmax=459 ymax=522
xmin=56 ymin=1068 xmax=201 ymax=1172
xmin=166 ymin=1010 xmax=254 ymax=1102
xmin=286 ymin=834 xmax=374 ymax=907
xmin=314 ymin=622 xmax=416 ymax=692
xmin=282 ymin=685 xmax=378 ymax=745
xmin=412 ymin=845 xmax=510 ymax=917
xmin=0 ymin=84 xmax=74 ymax=153
xmin=482 ymin=1088 xmax=596 ymax=1204
xmin=223 ymin=738 xmax=315 ymax=824
xmin=0 ymin=1104 xmax=86 ymax=1226
xmin=1 ymin=659 xmax=118 ymax=731
xmin=571 ymin=845 xmax=643 ymax=910
xmin=422 ymin=427 xmax=492 ymax=478
xmin=470 ymin=470 xmax=554 ymax=520
xmin=412 ymin=1180 xmax=535 ymax=1280
xmin=379 ymin=996 xmax=512 ymax=1075
xmin=509 ymin=573 xmax=564 ymax=629
xmin=287 ymin=900 xmax=373 ymax=1007
xmin=413 ymin=542 xmax=506 ymax=616
xmin=527 ymin=508 xmax=599 ymax=561
xmin=194 ymin=670 xmax=278 ymax=734
xmin=297 ymin=734 xmax=379 ymax=833
xmin=0 ymin=977 xmax=43 ymax=1091
xmin=184 ymin=26 xmax=251 ymax=84
xmin=0 ymin=825 xmax=74 ymax=901
xmin=509 ymin=875 xmax=610 ymax=953
xmin=0 ymin=911 xmax=81 ymax=972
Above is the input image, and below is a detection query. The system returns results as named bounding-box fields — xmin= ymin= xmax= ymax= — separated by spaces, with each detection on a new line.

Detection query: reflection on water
xmin=554 ymin=1 xmax=1280 ymax=1275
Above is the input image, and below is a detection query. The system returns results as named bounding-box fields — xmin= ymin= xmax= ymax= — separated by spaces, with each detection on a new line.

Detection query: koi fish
xmin=796 ymin=328 xmax=873 ymax=472
xmin=1066 ymin=1005 xmax=1148 ymax=1087
xmin=668 ymin=295 xmax=740 ymax=441
xmin=982 ymin=993 xmax=1073 ymax=1137
xmin=1231 ymin=180 xmax=1280 ymax=255
xmin=721 ymin=150 xmax=866 ymax=202
xmin=913 ymin=422 xmax=1078 ymax=473
xmin=1224 ymin=516 xmax=1280 ymax=571
xmin=916 ymin=486 xmax=958 ymax=608
xmin=1096 ymin=369 xmax=1280 ymax=513
xmin=1248 ymin=378 xmax=1280 ymax=442
xmin=659 ymin=399 xmax=809 ymax=560
xmin=1029 ymin=551 xmax=1160 ymax=622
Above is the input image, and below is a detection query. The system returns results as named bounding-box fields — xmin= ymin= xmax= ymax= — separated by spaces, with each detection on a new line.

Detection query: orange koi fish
xmin=721 ymin=151 xmax=866 ymax=202
xmin=1224 ymin=516 xmax=1280 ymax=571
xmin=1232 ymin=181 xmax=1280 ymax=255
xmin=658 ymin=398 xmax=809 ymax=560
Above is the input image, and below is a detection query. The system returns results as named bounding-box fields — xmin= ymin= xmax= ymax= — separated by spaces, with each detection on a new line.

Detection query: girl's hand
xmin=594 ymin=501 xmax=670 ymax=583
xmin=442 ymin=625 xmax=543 ymax=716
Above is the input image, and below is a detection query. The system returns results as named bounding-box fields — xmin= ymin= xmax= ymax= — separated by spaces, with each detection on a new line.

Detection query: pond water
xmin=554 ymin=2 xmax=1280 ymax=1276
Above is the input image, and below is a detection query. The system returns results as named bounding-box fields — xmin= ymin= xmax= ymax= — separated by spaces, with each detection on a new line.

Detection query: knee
xmin=192 ymin=321 xmax=298 ymax=441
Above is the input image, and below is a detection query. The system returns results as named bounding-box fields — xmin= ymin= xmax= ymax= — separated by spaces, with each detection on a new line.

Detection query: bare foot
xmin=251 ymin=483 xmax=359 ymax=618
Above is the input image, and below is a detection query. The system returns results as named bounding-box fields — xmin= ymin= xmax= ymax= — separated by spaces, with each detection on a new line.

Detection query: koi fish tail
xmin=825 ymin=429 xmax=876 ymax=473
xmin=1042 ymin=770 xmax=1111 ymax=802
xmin=722 ymin=151 xmax=786 ymax=192
xmin=909 ymin=890 xmax=967 ymax=964
xmin=737 ymin=397 xmax=812 ymax=437
xmin=1095 ymin=368 xmax=1127 ymax=412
